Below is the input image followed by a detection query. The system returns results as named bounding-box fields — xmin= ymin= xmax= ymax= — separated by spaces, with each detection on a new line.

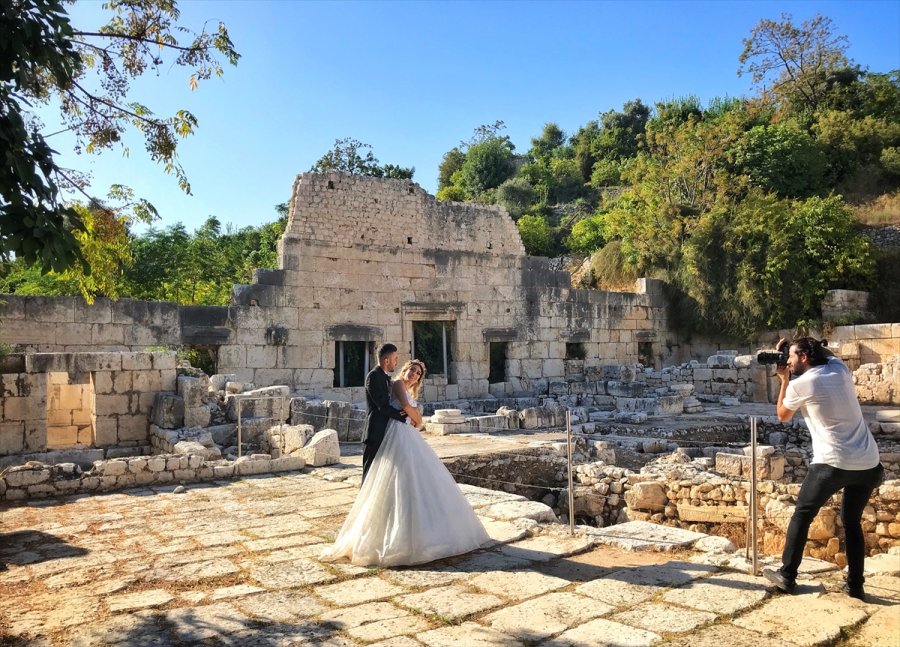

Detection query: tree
xmin=738 ymin=13 xmax=850 ymax=114
xmin=679 ymin=192 xmax=875 ymax=337
xmin=437 ymin=148 xmax=465 ymax=190
xmin=731 ymin=121 xmax=828 ymax=197
xmin=458 ymin=136 xmax=515 ymax=198
xmin=496 ymin=177 xmax=536 ymax=219
xmin=2 ymin=0 xmax=239 ymax=273
xmin=516 ymin=215 xmax=554 ymax=257
xmin=311 ymin=137 xmax=414 ymax=179
xmin=565 ymin=214 xmax=606 ymax=255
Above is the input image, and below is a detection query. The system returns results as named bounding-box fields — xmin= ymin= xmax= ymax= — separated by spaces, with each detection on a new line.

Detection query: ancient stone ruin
xmin=1 ymin=172 xmax=899 ymax=564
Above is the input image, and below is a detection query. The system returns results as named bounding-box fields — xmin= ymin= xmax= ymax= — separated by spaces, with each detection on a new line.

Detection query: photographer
xmin=763 ymin=337 xmax=883 ymax=600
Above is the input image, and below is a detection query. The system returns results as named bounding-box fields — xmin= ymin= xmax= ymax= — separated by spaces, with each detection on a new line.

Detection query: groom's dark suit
xmin=361 ymin=365 xmax=407 ymax=482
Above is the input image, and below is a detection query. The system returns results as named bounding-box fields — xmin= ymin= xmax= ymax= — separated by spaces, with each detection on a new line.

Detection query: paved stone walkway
xmin=1 ymin=465 xmax=897 ymax=646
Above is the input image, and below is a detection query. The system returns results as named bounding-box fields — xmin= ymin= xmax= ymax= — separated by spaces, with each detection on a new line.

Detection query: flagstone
xmin=542 ymin=618 xmax=661 ymax=647
xmin=467 ymin=569 xmax=570 ymax=600
xmin=316 ymin=577 xmax=407 ymax=606
xmin=611 ymin=602 xmax=716 ymax=633
xmin=733 ymin=594 xmax=868 ymax=646
xmin=397 ymin=585 xmax=505 ymax=620
xmin=415 ymin=621 xmax=524 ymax=647
xmin=661 ymin=572 xmax=768 ymax=615
xmin=484 ymin=592 xmax=613 ymax=641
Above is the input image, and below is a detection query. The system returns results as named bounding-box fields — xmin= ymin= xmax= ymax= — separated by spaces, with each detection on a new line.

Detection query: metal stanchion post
xmin=749 ymin=416 xmax=759 ymax=576
xmin=566 ymin=409 xmax=575 ymax=536
xmin=237 ymin=398 xmax=243 ymax=460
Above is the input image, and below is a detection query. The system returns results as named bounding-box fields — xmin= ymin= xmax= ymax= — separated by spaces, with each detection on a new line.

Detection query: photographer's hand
xmin=775 ymin=362 xmax=790 ymax=382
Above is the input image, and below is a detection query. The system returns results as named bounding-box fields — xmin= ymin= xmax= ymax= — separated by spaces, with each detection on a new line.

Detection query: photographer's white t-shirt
xmin=782 ymin=357 xmax=880 ymax=470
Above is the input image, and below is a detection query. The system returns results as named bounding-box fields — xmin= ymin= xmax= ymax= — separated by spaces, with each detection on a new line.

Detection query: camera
xmin=756 ymin=346 xmax=789 ymax=365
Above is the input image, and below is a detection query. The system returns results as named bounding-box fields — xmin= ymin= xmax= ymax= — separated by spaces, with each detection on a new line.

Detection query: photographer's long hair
xmin=791 ymin=337 xmax=830 ymax=366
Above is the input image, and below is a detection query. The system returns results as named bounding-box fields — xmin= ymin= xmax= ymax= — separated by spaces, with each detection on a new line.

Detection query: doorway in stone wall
xmin=46 ymin=372 xmax=95 ymax=448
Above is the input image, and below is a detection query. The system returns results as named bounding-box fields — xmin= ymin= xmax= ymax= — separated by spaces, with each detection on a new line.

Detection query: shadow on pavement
xmin=0 ymin=530 xmax=89 ymax=570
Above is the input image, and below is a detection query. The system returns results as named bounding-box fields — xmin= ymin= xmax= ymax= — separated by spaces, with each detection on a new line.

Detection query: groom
xmin=361 ymin=343 xmax=408 ymax=482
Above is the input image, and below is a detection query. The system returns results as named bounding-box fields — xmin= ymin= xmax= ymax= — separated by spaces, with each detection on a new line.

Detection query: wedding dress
xmin=320 ymin=389 xmax=489 ymax=567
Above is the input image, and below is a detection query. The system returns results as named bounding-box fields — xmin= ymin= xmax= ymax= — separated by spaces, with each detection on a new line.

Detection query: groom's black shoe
xmin=763 ymin=568 xmax=796 ymax=594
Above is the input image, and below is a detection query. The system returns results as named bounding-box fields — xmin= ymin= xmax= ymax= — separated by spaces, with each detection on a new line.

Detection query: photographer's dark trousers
xmin=781 ymin=463 xmax=884 ymax=587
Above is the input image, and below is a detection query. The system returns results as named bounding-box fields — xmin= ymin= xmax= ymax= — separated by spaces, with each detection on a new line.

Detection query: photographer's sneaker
xmin=842 ymin=583 xmax=866 ymax=601
xmin=763 ymin=568 xmax=796 ymax=593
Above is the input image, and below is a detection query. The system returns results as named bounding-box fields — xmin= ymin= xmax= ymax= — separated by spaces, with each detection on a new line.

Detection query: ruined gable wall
xmin=217 ymin=173 xmax=670 ymax=399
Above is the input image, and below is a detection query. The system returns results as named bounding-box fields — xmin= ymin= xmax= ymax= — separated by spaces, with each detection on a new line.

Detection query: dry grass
xmin=852 ymin=191 xmax=900 ymax=226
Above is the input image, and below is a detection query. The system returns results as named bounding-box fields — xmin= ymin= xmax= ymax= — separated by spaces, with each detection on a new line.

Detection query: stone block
xmin=177 ymin=376 xmax=208 ymax=408
xmin=606 ymin=381 xmax=644 ymax=397
xmin=47 ymin=425 xmax=78 ymax=447
xmin=272 ymin=455 xmax=306 ymax=472
xmin=654 ymin=395 xmax=683 ymax=415
xmin=174 ymin=440 xmax=208 ymax=456
xmin=301 ymin=428 xmax=340 ymax=467
xmin=624 ymin=481 xmax=667 ymax=511
xmin=152 ymin=352 xmax=178 ymax=370
xmin=235 ymin=456 xmax=272 ymax=475
xmin=117 ymin=414 xmax=148 ymax=442
xmin=715 ymin=452 xmax=744 ymax=477
xmin=0 ymin=421 xmax=26 ymax=454
xmin=152 ymin=394 xmax=185 ymax=429
xmin=2 ymin=396 xmax=32 ymax=421
xmin=677 ymin=503 xmax=747 ymax=523
xmin=94 ymin=417 xmax=118 ymax=446
xmin=184 ymin=405 xmax=212 ymax=428
xmin=147 ymin=457 xmax=167 ymax=472
xmin=102 ymin=460 xmax=128 ymax=476
xmin=5 ymin=466 xmax=50 ymax=487
xmin=94 ymin=394 xmax=130 ymax=416
xmin=282 ymin=424 xmax=314 ymax=454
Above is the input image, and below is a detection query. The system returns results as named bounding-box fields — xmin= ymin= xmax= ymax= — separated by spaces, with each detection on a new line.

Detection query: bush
xmin=516 ymin=215 xmax=554 ymax=257
xmin=589 ymin=241 xmax=639 ymax=291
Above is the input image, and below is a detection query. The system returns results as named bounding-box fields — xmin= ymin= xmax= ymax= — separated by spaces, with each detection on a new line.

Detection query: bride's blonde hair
xmin=395 ymin=359 xmax=427 ymax=399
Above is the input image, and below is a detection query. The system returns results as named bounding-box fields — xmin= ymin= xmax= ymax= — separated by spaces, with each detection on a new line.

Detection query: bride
xmin=320 ymin=359 xmax=489 ymax=566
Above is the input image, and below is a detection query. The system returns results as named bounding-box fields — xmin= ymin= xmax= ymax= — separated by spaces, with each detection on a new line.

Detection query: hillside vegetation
xmin=435 ymin=14 xmax=900 ymax=338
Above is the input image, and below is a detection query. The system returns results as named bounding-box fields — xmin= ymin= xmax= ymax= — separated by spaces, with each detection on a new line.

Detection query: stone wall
xmin=223 ymin=172 xmax=671 ymax=399
xmin=0 ymin=352 xmax=176 ymax=458
xmin=0 ymin=451 xmax=305 ymax=502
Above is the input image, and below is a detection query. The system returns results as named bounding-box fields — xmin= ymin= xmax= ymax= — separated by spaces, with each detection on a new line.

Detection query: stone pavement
xmin=1 ymin=464 xmax=898 ymax=647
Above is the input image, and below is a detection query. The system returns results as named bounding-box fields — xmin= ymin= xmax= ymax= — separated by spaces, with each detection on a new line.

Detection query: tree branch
xmin=68 ymin=80 xmax=165 ymax=127
xmin=72 ymin=31 xmax=205 ymax=55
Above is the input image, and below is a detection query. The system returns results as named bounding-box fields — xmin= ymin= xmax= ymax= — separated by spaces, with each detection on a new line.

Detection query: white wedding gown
xmin=320 ymin=391 xmax=489 ymax=567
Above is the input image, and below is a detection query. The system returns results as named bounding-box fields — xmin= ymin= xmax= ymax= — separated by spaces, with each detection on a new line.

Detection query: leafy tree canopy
xmin=1 ymin=0 xmax=239 ymax=274
xmin=311 ymin=137 xmax=414 ymax=179
xmin=738 ymin=12 xmax=850 ymax=115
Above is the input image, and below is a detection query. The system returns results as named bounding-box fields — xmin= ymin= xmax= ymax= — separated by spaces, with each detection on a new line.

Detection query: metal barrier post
xmin=566 ymin=409 xmax=575 ymax=536
xmin=749 ymin=416 xmax=759 ymax=576
xmin=237 ymin=398 xmax=243 ymax=459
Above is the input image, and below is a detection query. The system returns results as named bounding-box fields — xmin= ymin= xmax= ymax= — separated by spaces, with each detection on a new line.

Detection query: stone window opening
xmin=407 ymin=237 xmax=413 ymax=245
xmin=565 ymin=342 xmax=586 ymax=360
xmin=638 ymin=341 xmax=655 ymax=368
xmin=412 ymin=321 xmax=454 ymax=380
xmin=182 ymin=346 xmax=217 ymax=375
xmin=489 ymin=342 xmax=507 ymax=383
xmin=334 ymin=341 xmax=372 ymax=388
xmin=327 ymin=180 xmax=335 ymax=189
xmin=47 ymin=371 xmax=94 ymax=449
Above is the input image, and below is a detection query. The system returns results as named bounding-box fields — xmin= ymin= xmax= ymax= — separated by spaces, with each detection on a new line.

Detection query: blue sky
xmin=41 ymin=0 xmax=900 ymax=233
